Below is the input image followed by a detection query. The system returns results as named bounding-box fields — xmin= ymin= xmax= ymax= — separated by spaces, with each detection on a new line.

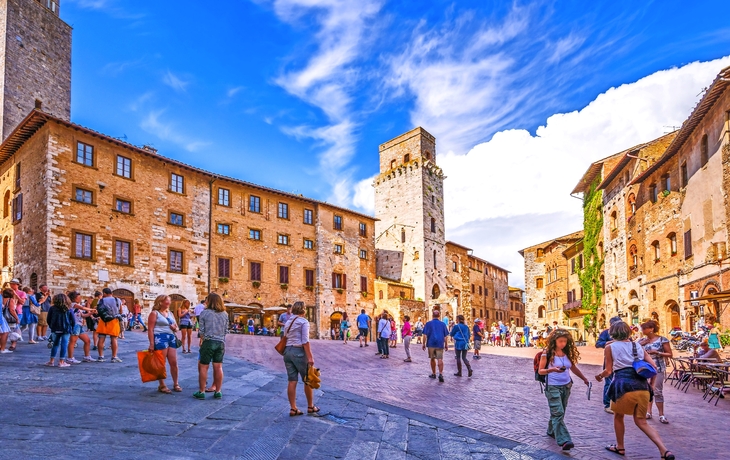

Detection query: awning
xmin=683 ymin=290 xmax=730 ymax=302
xmin=224 ymin=302 xmax=261 ymax=309
xmin=263 ymin=306 xmax=286 ymax=312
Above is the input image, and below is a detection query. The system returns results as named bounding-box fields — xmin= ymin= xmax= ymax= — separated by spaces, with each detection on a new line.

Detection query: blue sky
xmin=64 ymin=0 xmax=730 ymax=284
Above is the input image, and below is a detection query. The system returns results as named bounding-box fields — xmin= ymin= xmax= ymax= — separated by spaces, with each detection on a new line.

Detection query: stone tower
xmin=0 ymin=0 xmax=71 ymax=140
xmin=374 ymin=127 xmax=447 ymax=308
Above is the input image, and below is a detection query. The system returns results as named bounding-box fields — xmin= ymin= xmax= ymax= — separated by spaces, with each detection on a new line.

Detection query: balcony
xmin=563 ymin=300 xmax=591 ymax=316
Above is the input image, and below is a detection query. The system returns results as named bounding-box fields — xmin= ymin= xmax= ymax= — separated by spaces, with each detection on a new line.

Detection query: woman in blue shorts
xmin=148 ymin=295 xmax=181 ymax=394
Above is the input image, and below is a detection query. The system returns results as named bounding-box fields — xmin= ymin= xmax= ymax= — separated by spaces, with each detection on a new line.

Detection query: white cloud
xmin=269 ymin=0 xmax=384 ymax=205
xmin=227 ymin=86 xmax=244 ymax=98
xmin=162 ymin=70 xmax=191 ymax=92
xmin=140 ymin=109 xmax=211 ymax=152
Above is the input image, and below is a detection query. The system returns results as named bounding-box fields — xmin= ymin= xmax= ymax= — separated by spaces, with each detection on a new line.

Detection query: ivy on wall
xmin=579 ymin=178 xmax=604 ymax=330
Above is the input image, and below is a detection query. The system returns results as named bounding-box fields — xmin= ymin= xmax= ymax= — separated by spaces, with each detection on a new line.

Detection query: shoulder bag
xmin=29 ymin=298 xmax=41 ymax=316
xmin=457 ymin=325 xmax=472 ymax=350
xmin=165 ymin=315 xmax=182 ymax=348
xmin=275 ymin=318 xmax=298 ymax=356
xmin=632 ymin=340 xmax=657 ymax=379
xmin=3 ymin=299 xmax=16 ymax=324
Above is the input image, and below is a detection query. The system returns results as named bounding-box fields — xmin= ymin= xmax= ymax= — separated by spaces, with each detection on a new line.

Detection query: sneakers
xmin=364 ymin=344 xmax=369 ymax=347
xmin=66 ymin=358 xmax=81 ymax=364
xmin=214 ymin=392 xmax=222 ymax=399
xmin=468 ymin=368 xmax=473 ymax=377
xmin=438 ymin=374 xmax=444 ymax=383
xmin=96 ymin=357 xmax=106 ymax=362
xmin=429 ymin=373 xmax=436 ymax=379
xmin=604 ymin=407 xmax=614 ymax=414
xmin=58 ymin=362 xmax=71 ymax=368
xmin=111 ymin=357 xmax=123 ymax=363
xmin=92 ymin=346 xmax=98 ymax=351
xmin=83 ymin=356 xmax=94 ymax=362
xmin=0 ymin=349 xmax=12 ymax=354
xmin=562 ymin=442 xmax=574 ymax=451
xmin=193 ymin=391 xmax=205 ymax=400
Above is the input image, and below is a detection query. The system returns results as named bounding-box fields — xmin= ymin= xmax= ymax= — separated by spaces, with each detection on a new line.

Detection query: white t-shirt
xmin=193 ymin=303 xmax=205 ymax=317
xmin=378 ymin=318 xmax=391 ymax=338
xmin=610 ymin=340 xmax=645 ymax=371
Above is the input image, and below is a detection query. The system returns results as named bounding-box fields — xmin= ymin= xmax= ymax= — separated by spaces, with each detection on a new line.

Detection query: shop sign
xmin=119 ymin=279 xmax=180 ymax=290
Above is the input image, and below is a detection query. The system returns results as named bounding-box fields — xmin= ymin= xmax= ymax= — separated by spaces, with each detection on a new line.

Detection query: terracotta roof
xmin=571 ymin=152 xmax=624 ymax=195
xmin=631 ymin=65 xmax=730 ymax=185
xmin=0 ymin=110 xmax=377 ymax=222
xmin=596 ymin=131 xmax=678 ymax=191
xmin=446 ymin=241 xmax=510 ymax=273
xmin=376 ymin=276 xmax=414 ymax=288
xmin=519 ymin=230 xmax=584 ymax=256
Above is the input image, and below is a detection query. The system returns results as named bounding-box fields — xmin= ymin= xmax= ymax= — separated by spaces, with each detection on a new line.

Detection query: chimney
xmin=142 ymin=145 xmax=158 ymax=154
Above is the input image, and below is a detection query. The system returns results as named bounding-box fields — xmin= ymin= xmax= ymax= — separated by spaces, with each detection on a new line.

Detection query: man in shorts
xmin=356 ymin=309 xmax=371 ymax=347
xmin=35 ymin=285 xmax=51 ymax=341
xmin=472 ymin=318 xmax=483 ymax=359
xmin=95 ymin=288 xmax=122 ymax=363
xmin=422 ymin=309 xmax=449 ymax=382
xmin=193 ymin=298 xmax=206 ymax=333
xmin=277 ymin=304 xmax=293 ymax=337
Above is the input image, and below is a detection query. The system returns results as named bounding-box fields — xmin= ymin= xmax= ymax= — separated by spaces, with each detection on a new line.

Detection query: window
xmin=536 ymin=278 xmax=544 ymax=289
xmin=217 ymin=223 xmax=230 ymax=235
xmin=571 ymin=258 xmax=576 ymax=274
xmin=249 ymin=195 xmax=261 ymax=213
xmin=305 ymin=269 xmax=314 ymax=287
xmin=334 ymin=244 xmax=343 ymax=254
xmin=610 ymin=211 xmax=617 ymax=230
xmin=76 ymin=142 xmax=94 ymax=166
xmin=652 ymin=241 xmax=660 ymax=261
xmin=359 ymin=222 xmax=367 ymax=237
xmin=360 ymin=276 xmax=367 ymax=292
xmin=115 ymin=198 xmax=132 ymax=214
xmin=279 ymin=266 xmax=289 ymax=284
xmin=538 ymin=305 xmax=545 ymax=318
xmin=649 ymin=184 xmax=658 ymax=203
xmin=74 ymin=232 xmax=93 ymax=259
xmin=668 ymin=233 xmax=677 ymax=255
xmin=628 ymin=194 xmax=636 ymax=216
xmin=681 ymin=162 xmax=688 ymax=187
xmin=700 ymin=134 xmax=708 ymax=166
xmin=74 ymin=187 xmax=93 ymax=204
xmin=359 ymin=249 xmax=367 ymax=259
xmin=3 ymin=191 xmax=9 ymax=218
xmin=334 ymin=215 xmax=342 ymax=230
xmin=471 ymin=284 xmax=475 ymax=294
xmin=304 ymin=239 xmax=314 ymax=250
xmin=249 ymin=229 xmax=261 ymax=240
xmin=218 ymin=258 xmax=231 ymax=278
xmin=277 ymin=234 xmax=289 ymax=245
xmin=278 ymin=202 xmax=289 ymax=219
xmin=433 ymin=250 xmax=437 ymax=268
xmin=662 ymin=174 xmax=670 ymax=192
xmin=390 ymin=159 xmax=396 ymax=169
xmin=116 ymin=155 xmax=132 ymax=178
xmin=430 ymin=217 xmax=436 ymax=233
xmin=452 ymin=261 xmax=458 ymax=272
xmin=218 ymin=188 xmax=230 ymax=206
xmin=579 ymin=254 xmax=584 ymax=269
xmin=14 ymin=163 xmax=20 ymax=190
xmin=114 ymin=240 xmax=131 ymax=265
xmin=401 ymin=228 xmax=406 ymax=243
xmin=404 ymin=154 xmax=410 ymax=163
xmin=651 ymin=285 xmax=657 ymax=301
xmin=332 ymin=273 xmax=345 ymax=289
xmin=250 ymin=262 xmax=262 ymax=281
xmin=12 ymin=194 xmax=22 ymax=222
xmin=379 ymin=290 xmax=384 ymax=300
xmin=169 ymin=249 xmax=184 ymax=272
xmin=536 ymin=249 xmax=544 ymax=257
xmin=684 ymin=230 xmax=692 ymax=259
xmin=170 ymin=173 xmax=184 ymax=194
xmin=169 ymin=212 xmax=184 ymax=226
xmin=630 ymin=245 xmax=638 ymax=267
xmin=304 ymin=209 xmax=313 ymax=225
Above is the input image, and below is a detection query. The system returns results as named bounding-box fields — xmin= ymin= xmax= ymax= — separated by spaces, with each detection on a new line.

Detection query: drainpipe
xmin=207 ymin=177 xmax=217 ymax=295
xmin=313 ymin=202 xmax=321 ymax=339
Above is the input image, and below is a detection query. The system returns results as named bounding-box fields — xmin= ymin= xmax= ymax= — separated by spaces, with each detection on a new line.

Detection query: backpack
xmin=533 ymin=350 xmax=551 ymax=392
xmin=96 ymin=297 xmax=118 ymax=323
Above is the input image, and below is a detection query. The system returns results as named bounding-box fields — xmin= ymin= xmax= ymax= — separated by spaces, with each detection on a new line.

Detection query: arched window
xmin=378 ymin=290 xmax=383 ymax=300
xmin=3 ymin=191 xmax=9 ymax=219
xmin=668 ymin=233 xmax=677 ymax=255
xmin=629 ymin=245 xmax=638 ymax=268
xmin=652 ymin=241 xmax=660 ymax=261
xmin=600 ymin=275 xmax=605 ymax=293
xmin=627 ymin=193 xmax=636 ymax=216
xmin=598 ymin=242 xmax=603 ymax=255
xmin=430 ymin=217 xmax=436 ymax=233
xmin=30 ymin=273 xmax=38 ymax=291
xmin=610 ymin=211 xmax=617 ymax=230
xmin=700 ymin=134 xmax=708 ymax=166
xmin=538 ymin=305 xmax=545 ymax=318
xmin=651 ymin=285 xmax=657 ymax=301
xmin=401 ymin=228 xmax=406 ymax=243
xmin=431 ymin=284 xmax=440 ymax=299
xmin=424 ymin=151 xmax=431 ymax=160
xmin=2 ymin=236 xmax=8 ymax=267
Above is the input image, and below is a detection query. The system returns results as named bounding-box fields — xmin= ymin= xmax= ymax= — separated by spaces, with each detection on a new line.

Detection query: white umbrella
xmin=224 ymin=302 xmax=259 ymax=309
xmin=263 ymin=306 xmax=287 ymax=312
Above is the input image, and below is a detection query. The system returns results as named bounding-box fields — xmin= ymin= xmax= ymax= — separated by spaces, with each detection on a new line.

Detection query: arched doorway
xmin=664 ymin=301 xmax=680 ymax=331
xmin=330 ymin=311 xmax=343 ymax=339
xmin=571 ymin=322 xmax=580 ymax=341
xmin=599 ymin=314 xmax=606 ymax=330
xmin=169 ymin=294 xmax=187 ymax=322
xmin=538 ymin=305 xmax=545 ymax=319
xmin=628 ymin=305 xmax=639 ymax=325
xmin=112 ymin=289 xmax=135 ymax=315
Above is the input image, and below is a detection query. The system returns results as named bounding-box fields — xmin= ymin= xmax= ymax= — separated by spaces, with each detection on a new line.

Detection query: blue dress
xmin=0 ymin=310 xmax=10 ymax=334
xmin=19 ymin=299 xmax=38 ymax=326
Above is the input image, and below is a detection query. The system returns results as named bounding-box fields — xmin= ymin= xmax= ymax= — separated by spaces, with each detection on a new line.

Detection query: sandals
xmin=605 ymin=445 xmax=625 ymax=456
xmin=307 ymin=406 xmax=320 ymax=414
xmin=646 ymin=412 xmax=652 ymax=419
xmin=205 ymin=387 xmax=216 ymax=393
xmin=659 ymin=415 xmax=669 ymax=424
xmin=661 ymin=451 xmax=675 ymax=460
xmin=158 ymin=386 xmax=172 ymax=394
xmin=173 ymin=385 xmax=183 ymax=392
xmin=289 ymin=408 xmax=303 ymax=417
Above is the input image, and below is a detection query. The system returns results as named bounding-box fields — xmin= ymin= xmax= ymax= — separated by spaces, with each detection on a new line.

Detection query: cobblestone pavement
xmin=227 ymin=335 xmax=729 ymax=460
xmin=0 ymin=332 xmax=564 ymax=460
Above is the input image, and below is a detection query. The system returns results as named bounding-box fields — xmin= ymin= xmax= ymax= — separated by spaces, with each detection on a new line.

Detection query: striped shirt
xmin=199 ymin=309 xmax=228 ymax=342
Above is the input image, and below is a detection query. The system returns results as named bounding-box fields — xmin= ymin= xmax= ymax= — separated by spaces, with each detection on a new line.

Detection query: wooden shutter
xmin=684 ymin=230 xmax=692 ymax=258
xmin=343 ymin=274 xmax=346 ymax=289
xmin=332 ymin=272 xmax=336 ymax=288
xmin=360 ymin=276 xmax=367 ymax=292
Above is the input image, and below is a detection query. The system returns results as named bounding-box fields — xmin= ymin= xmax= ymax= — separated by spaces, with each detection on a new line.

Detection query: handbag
xmin=632 ymin=340 xmax=657 ymax=379
xmin=275 ymin=318 xmax=298 ymax=356
xmin=3 ymin=300 xmax=16 ymax=324
xmin=29 ymin=301 xmax=41 ymax=316
xmin=164 ymin=315 xmax=182 ymax=348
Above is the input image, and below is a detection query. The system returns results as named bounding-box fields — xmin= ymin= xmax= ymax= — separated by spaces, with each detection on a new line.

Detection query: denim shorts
xmin=71 ymin=324 xmax=84 ymax=336
xmin=283 ymin=346 xmax=307 ymax=382
xmin=154 ymin=333 xmax=178 ymax=350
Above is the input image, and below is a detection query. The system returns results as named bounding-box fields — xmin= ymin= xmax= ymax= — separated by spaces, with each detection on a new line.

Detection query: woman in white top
xmin=282 ymin=301 xmax=317 ymax=416
xmin=595 ymin=321 xmax=673 ymax=460
xmin=537 ymin=329 xmax=589 ymax=451
xmin=376 ymin=312 xmax=391 ymax=358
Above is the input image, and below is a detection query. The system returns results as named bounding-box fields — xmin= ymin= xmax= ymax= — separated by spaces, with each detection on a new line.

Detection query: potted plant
xmin=662 ymin=189 xmax=670 ymax=197
xmin=361 ymin=291 xmax=368 ymax=297
xmin=305 ymin=285 xmax=314 ymax=291
xmin=218 ymin=277 xmax=229 ymax=284
xmin=336 ymin=288 xmax=344 ymax=294
xmin=280 ymin=283 xmax=288 ymax=290
xmin=252 ymin=281 xmax=261 ymax=288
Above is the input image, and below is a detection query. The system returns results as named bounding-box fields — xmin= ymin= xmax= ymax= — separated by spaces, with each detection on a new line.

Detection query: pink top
xmin=15 ymin=289 xmax=26 ymax=314
xmin=401 ymin=321 xmax=412 ymax=337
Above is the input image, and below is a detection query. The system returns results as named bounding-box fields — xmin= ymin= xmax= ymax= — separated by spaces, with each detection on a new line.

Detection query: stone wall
xmin=0 ymin=0 xmax=71 ymax=139
xmin=522 ymin=246 xmax=545 ymax=327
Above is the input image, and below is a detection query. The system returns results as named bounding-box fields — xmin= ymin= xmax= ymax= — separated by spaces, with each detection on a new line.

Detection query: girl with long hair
xmin=66 ymin=291 xmax=93 ymax=363
xmin=449 ymin=315 xmax=472 ymax=377
xmin=147 ymin=295 xmax=181 ymax=393
xmin=537 ymin=329 xmax=590 ymax=451
xmin=0 ymin=288 xmax=18 ymax=353
xmin=193 ymin=293 xmax=228 ymax=400
xmin=178 ymin=299 xmax=193 ymax=354
xmin=46 ymin=294 xmax=74 ymax=367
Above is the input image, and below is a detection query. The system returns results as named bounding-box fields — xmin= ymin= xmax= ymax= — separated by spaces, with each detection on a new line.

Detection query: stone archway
xmin=112 ymin=289 xmax=135 ymax=315
xmin=431 ymin=284 xmax=441 ymax=300
xmin=664 ymin=300 xmax=680 ymax=331
xmin=330 ymin=311 xmax=343 ymax=339
xmin=169 ymin=294 xmax=187 ymax=322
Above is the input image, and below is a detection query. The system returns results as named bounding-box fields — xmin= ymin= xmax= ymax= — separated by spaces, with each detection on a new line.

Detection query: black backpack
xmin=96 ymin=297 xmax=117 ymax=322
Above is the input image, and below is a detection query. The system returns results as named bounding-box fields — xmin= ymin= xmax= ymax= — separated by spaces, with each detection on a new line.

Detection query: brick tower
xmin=0 ymin=0 xmax=71 ymax=140
xmin=374 ymin=127 xmax=447 ymax=309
